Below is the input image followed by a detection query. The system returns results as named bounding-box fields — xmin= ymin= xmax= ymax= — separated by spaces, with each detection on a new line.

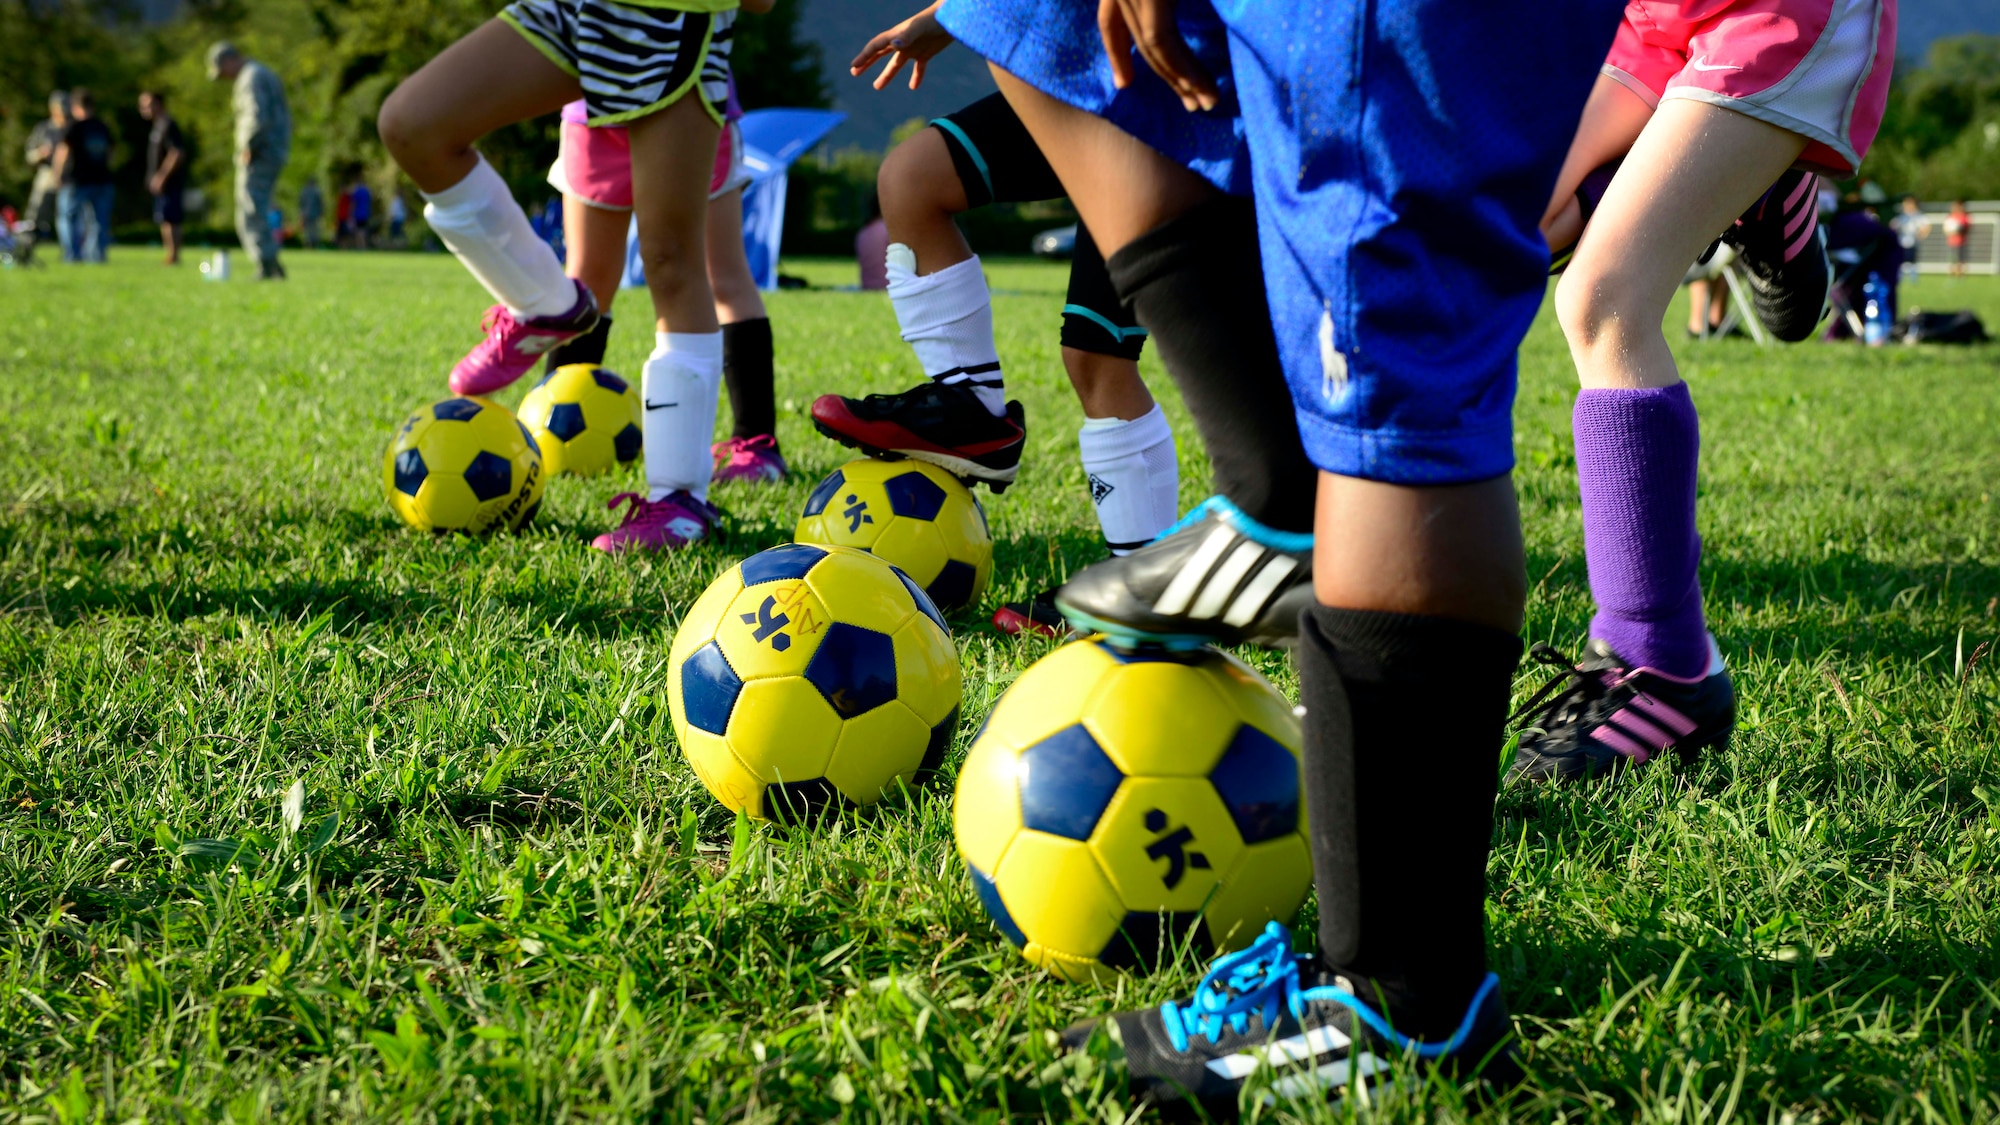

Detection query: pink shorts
xmin=546 ymin=117 xmax=750 ymax=211
xmin=1603 ymin=0 xmax=1896 ymax=175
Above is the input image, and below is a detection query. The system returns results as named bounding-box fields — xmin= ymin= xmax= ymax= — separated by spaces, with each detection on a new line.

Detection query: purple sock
xmin=1574 ymin=383 xmax=1711 ymax=679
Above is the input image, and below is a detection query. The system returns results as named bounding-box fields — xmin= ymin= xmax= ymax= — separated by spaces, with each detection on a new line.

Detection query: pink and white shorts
xmin=1603 ymin=0 xmax=1897 ymax=175
xmin=546 ymin=110 xmax=750 ymax=211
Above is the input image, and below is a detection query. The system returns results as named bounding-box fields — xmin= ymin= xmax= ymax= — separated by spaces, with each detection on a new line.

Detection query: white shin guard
xmin=642 ymin=332 xmax=724 ymax=502
xmin=421 ymin=155 xmax=574 ymax=320
xmin=886 ymin=247 xmax=1005 ymax=415
xmin=1079 ymin=404 xmax=1179 ymax=554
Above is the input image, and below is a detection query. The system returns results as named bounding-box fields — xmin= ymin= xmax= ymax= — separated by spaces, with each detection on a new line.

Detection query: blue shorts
xmin=940 ymin=0 xmax=1619 ymax=484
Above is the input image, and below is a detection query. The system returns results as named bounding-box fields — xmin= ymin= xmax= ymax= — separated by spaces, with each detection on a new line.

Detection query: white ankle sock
xmin=642 ymin=331 xmax=724 ymax=502
xmin=421 ymin=155 xmax=575 ymax=320
xmin=1079 ymin=405 xmax=1179 ymax=554
xmin=886 ymin=246 xmax=1005 ymax=416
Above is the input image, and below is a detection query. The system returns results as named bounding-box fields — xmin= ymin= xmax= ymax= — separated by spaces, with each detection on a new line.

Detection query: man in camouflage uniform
xmin=208 ymin=41 xmax=292 ymax=279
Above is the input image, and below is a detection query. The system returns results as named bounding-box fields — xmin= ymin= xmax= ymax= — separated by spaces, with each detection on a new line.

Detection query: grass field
xmin=2 ymin=249 xmax=1998 ymax=1123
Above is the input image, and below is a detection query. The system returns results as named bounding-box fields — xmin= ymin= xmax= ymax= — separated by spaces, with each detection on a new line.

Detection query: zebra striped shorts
xmin=500 ymin=0 xmax=735 ymax=126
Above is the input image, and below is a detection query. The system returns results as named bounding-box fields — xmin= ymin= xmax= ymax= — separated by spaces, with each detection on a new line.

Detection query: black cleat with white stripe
xmin=1062 ymin=923 xmax=1518 ymax=1117
xmin=1054 ymin=496 xmax=1312 ymax=650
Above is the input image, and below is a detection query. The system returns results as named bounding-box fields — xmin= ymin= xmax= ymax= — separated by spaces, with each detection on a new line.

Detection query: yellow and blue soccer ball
xmin=794 ymin=458 xmax=992 ymax=612
xmin=668 ymin=543 xmax=963 ymax=822
xmin=515 ymin=363 xmax=642 ymax=477
xmin=383 ymin=396 xmax=546 ymax=534
xmin=954 ymin=637 xmax=1310 ymax=981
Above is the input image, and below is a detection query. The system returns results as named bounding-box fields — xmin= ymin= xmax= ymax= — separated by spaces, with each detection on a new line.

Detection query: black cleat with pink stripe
xmin=1719 ymin=169 xmax=1830 ymax=343
xmin=1507 ymin=639 xmax=1735 ymax=784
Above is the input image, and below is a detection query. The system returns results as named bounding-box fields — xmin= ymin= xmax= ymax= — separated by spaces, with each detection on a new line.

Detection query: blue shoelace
xmin=1158 ymin=921 xmax=1501 ymax=1061
xmin=1151 ymin=496 xmax=1315 ymax=555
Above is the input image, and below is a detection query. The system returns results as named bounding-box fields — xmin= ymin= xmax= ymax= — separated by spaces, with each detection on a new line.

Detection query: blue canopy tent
xmin=625 ymin=107 xmax=847 ymax=292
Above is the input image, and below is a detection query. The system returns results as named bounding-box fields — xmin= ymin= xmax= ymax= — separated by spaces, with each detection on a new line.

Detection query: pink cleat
xmin=591 ymin=490 xmax=722 ymax=553
xmin=448 ymin=280 xmax=600 ymax=396
xmin=710 ymin=434 xmax=788 ymax=485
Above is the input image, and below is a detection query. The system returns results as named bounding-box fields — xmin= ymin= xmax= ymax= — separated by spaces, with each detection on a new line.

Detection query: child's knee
xmin=1554 ymin=261 xmax=1637 ymax=351
xmin=878 ymin=129 xmax=959 ymax=220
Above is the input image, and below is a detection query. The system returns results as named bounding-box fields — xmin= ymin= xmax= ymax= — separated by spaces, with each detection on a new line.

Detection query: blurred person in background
xmin=347 ymin=172 xmax=373 ymax=249
xmin=1944 ymin=200 xmax=1969 ymax=277
xmin=299 ymin=178 xmax=324 ymax=249
xmin=139 ymin=90 xmax=187 ymax=265
xmin=1892 ymin=195 xmax=1927 ymax=285
xmin=208 ymin=41 xmax=292 ymax=279
xmin=388 ymin=190 xmax=407 ymax=247
xmin=23 ymin=93 xmax=68 ymax=259
xmin=52 ymin=88 xmax=115 ymax=263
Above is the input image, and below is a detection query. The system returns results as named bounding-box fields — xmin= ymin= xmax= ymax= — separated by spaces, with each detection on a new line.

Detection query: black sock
xmin=722 ymin=317 xmax=777 ymax=440
xmin=1105 ymin=197 xmax=1316 ymax=534
xmin=1295 ymin=604 xmax=1522 ymax=1038
xmin=545 ymin=315 xmax=613 ymax=373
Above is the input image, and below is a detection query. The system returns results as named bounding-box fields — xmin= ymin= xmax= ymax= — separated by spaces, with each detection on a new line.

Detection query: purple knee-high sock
xmin=1574 ymin=383 xmax=1711 ymax=680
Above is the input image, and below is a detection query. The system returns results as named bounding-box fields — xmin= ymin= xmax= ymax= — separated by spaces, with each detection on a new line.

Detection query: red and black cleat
xmin=992 ymin=589 xmax=1071 ymax=639
xmin=811 ymin=381 xmax=1025 ymax=493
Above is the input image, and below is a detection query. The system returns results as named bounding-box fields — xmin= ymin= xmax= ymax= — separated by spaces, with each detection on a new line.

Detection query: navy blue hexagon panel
xmin=1208 ymin=725 xmax=1301 ymax=844
xmin=681 ymin=641 xmax=743 ymax=735
xmin=432 ymin=397 xmax=483 ymax=422
xmin=590 ymin=367 xmax=629 ymax=394
xmin=895 ymin=567 xmax=951 ymax=633
xmin=393 ymin=449 xmax=428 ymax=497
xmin=968 ymin=865 xmax=1026 ymax=948
xmin=920 ymin=706 xmax=961 ymax=772
xmin=613 ymin=424 xmax=642 ymax=463
xmin=804 ymin=623 xmax=898 ymax=718
xmin=926 ymin=560 xmax=979 ymax=611
xmin=740 ymin=543 xmax=827 ymax=585
xmin=545 ymin=402 xmax=588 ymax=441
xmin=1017 ymin=724 xmax=1124 ymax=841
xmin=514 ymin=420 xmax=541 ymax=456
xmin=802 ymin=470 xmax=846 ymax=518
xmin=462 ymin=450 xmax=515 ymax=502
xmin=884 ymin=471 xmax=947 ymax=521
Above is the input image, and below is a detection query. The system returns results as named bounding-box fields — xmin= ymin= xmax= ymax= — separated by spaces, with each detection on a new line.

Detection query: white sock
xmin=421 ymin=155 xmax=575 ymax=320
xmin=642 ymin=331 xmax=724 ymax=502
xmin=1079 ymin=405 xmax=1179 ymax=555
xmin=886 ymin=245 xmax=1005 ymax=416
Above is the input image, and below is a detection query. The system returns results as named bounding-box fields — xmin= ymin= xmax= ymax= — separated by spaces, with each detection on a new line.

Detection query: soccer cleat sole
xmin=1053 ymin=603 xmax=1218 ymax=652
xmin=811 ymin=417 xmax=1019 ymax=493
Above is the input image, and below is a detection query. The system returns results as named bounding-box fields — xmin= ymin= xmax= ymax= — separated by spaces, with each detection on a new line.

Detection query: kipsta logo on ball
xmin=795 ymin=458 xmax=992 ymax=612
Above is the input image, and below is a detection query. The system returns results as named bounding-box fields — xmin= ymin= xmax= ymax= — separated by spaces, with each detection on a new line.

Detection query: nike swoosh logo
xmin=1688 ymin=58 xmax=1740 ymax=72
xmin=644 ymin=401 xmax=679 ymax=410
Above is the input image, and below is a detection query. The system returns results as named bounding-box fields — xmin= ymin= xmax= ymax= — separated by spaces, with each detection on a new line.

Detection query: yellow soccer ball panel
xmin=1213 ymin=652 xmax=1304 ymax=751
xmin=681 ymin=726 xmax=764 ymax=815
xmin=1202 ymin=833 xmax=1312 ymax=952
xmin=1084 ymin=660 xmax=1238 ymax=778
xmin=793 ymin=485 xmax=890 ymax=553
xmin=953 ymin=737 xmax=1024 ymax=876
xmin=993 ymin=830 xmax=1125 ymax=975
xmin=823 ymin=699 xmax=930 ymax=804
xmin=715 ymin=578 xmax=828 ymax=680
xmin=803 ymin=547 xmax=915 ymax=637
xmin=1088 ymin=777 xmax=1245 ymax=915
xmin=868 ymin=517 xmax=949 ymax=589
xmin=1023 ymin=941 xmax=1115 ymax=984
xmin=675 ymin=566 xmax=746 ymax=656
xmin=974 ymin=638 xmax=1123 ymax=755
xmin=892 ymin=616 xmax=961 ymax=728
xmin=532 ymin=428 xmax=568 ymax=477
xmin=725 ymin=676 xmax=842 ymax=785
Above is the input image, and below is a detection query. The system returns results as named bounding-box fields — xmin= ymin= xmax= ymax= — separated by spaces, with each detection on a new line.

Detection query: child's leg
xmin=705 ymin=185 xmax=777 ymax=443
xmin=378 ymin=21 xmax=580 ymax=320
xmin=542 ymin=196 xmax=628 ymax=370
xmin=1554 ymin=100 xmax=1803 ymax=679
xmin=626 ymin=94 xmax=724 ymax=502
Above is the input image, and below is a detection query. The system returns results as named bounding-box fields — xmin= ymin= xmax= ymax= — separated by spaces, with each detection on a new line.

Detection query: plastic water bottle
xmin=200 ymin=249 xmax=231 ymax=282
xmin=1862 ymin=272 xmax=1889 ymax=346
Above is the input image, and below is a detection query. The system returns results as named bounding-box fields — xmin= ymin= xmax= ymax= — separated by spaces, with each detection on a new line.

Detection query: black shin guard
xmin=544 ymin=315 xmax=613 ymax=373
xmin=1106 ymin=198 xmax=1317 ymax=534
xmin=1295 ymin=604 xmax=1522 ymax=1038
xmin=722 ymin=317 xmax=777 ymax=440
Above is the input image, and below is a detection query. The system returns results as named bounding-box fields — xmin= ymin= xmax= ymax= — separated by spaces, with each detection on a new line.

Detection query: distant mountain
xmin=795 ymin=0 xmax=998 ymax=152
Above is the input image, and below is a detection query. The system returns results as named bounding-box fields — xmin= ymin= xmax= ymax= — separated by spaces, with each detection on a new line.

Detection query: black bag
xmin=1893 ymin=310 xmax=1989 ymax=345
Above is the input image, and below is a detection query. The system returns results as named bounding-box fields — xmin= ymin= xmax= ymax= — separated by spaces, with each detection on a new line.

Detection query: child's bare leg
xmin=707 ymin=186 xmax=778 ymax=445
xmin=880 ymin=128 xmax=974 ymax=274
xmin=564 ymin=197 xmax=629 ymax=313
xmin=627 ymin=95 xmax=725 ymax=501
xmin=378 ymin=21 xmax=577 ymax=193
xmin=1554 ymin=100 xmax=1805 ymax=683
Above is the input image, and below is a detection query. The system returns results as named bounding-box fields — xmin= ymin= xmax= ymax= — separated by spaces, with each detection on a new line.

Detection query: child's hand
xmin=849 ymin=2 xmax=954 ymax=91
xmin=1098 ymin=0 xmax=1217 ymax=112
